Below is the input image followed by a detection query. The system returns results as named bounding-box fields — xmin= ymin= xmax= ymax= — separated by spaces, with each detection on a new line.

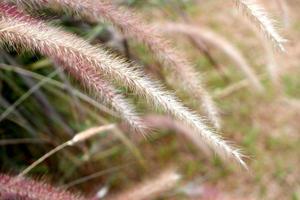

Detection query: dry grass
xmin=0 ymin=3 xmax=246 ymax=165
xmin=6 ymin=0 xmax=222 ymax=130
xmin=0 ymin=0 xmax=299 ymax=199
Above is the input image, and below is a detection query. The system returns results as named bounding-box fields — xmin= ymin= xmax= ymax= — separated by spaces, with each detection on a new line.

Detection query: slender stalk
xmin=7 ymin=0 xmax=221 ymax=130
xmin=19 ymin=124 xmax=116 ymax=177
xmin=0 ymin=64 xmax=119 ymax=118
xmin=0 ymin=5 xmax=246 ymax=167
xmin=0 ymin=70 xmax=59 ymax=122
xmin=0 ymin=4 xmax=146 ymax=133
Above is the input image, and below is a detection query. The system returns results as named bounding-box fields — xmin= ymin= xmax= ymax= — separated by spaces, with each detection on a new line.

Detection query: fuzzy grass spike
xmin=6 ymin=0 xmax=222 ymax=131
xmin=0 ymin=4 xmax=246 ymax=167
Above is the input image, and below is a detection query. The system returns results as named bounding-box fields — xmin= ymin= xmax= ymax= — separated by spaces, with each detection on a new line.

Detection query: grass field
xmin=0 ymin=0 xmax=299 ymax=199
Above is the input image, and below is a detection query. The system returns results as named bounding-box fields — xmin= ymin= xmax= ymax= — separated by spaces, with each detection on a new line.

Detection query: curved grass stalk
xmin=233 ymin=0 xmax=287 ymax=51
xmin=62 ymin=164 xmax=133 ymax=189
xmin=0 ymin=70 xmax=59 ymax=122
xmin=159 ymin=23 xmax=264 ymax=92
xmin=6 ymin=0 xmax=221 ymax=131
xmin=0 ymin=79 xmax=38 ymax=136
xmin=0 ymin=64 xmax=120 ymax=118
xmin=0 ymin=5 xmax=246 ymax=167
xmin=19 ymin=124 xmax=116 ymax=177
xmin=0 ymin=4 xmax=146 ymax=134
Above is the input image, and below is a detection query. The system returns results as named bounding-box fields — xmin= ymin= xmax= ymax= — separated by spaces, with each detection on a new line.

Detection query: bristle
xmin=0 ymin=4 xmax=246 ymax=166
xmin=234 ymin=0 xmax=287 ymax=51
xmin=5 ymin=0 xmax=222 ymax=131
xmin=0 ymin=4 xmax=146 ymax=134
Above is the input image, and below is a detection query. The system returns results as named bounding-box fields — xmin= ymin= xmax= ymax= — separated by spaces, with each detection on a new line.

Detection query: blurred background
xmin=0 ymin=0 xmax=299 ymax=199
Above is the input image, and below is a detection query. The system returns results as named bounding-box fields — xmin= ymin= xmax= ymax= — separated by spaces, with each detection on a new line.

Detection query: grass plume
xmin=0 ymin=173 xmax=87 ymax=200
xmin=233 ymin=0 xmax=287 ymax=51
xmin=0 ymin=3 xmax=146 ymax=134
xmin=6 ymin=0 xmax=221 ymax=131
xmin=0 ymin=3 xmax=246 ymax=167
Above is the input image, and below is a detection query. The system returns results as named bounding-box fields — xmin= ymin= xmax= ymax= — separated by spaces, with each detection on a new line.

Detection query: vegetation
xmin=0 ymin=0 xmax=299 ymax=199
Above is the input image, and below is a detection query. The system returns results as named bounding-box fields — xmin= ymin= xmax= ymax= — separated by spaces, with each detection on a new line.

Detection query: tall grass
xmin=0 ymin=3 xmax=246 ymax=166
xmin=0 ymin=3 xmax=146 ymax=134
xmin=0 ymin=1 xmax=292 ymax=199
xmin=6 ymin=0 xmax=221 ymax=130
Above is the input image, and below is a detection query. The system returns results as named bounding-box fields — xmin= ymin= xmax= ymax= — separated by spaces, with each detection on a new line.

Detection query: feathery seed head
xmin=0 ymin=3 xmax=147 ymax=134
xmin=5 ymin=0 xmax=222 ymax=130
xmin=234 ymin=0 xmax=287 ymax=51
xmin=0 ymin=2 xmax=246 ymax=167
xmin=0 ymin=174 xmax=87 ymax=200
